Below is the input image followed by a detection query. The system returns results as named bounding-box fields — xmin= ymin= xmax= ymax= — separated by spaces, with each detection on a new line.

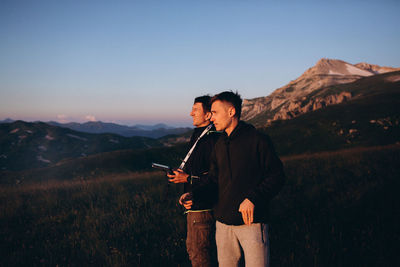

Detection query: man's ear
xmin=205 ymin=112 xmax=212 ymax=121
xmin=228 ymin=107 xmax=236 ymax=118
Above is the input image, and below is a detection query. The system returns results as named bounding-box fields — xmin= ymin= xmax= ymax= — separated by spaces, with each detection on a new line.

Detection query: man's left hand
xmin=179 ymin=193 xmax=193 ymax=210
xmin=239 ymin=198 xmax=255 ymax=225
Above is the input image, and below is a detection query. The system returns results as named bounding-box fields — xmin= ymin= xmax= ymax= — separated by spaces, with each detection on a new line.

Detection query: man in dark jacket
xmin=167 ymin=95 xmax=219 ymax=267
xmin=192 ymin=91 xmax=285 ymax=267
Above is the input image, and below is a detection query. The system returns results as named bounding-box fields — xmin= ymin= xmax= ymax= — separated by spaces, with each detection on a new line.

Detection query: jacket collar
xmin=194 ymin=124 xmax=208 ymax=132
xmin=195 ymin=123 xmax=214 ymax=132
xmin=193 ymin=123 xmax=214 ymax=137
xmin=224 ymin=121 xmax=253 ymax=140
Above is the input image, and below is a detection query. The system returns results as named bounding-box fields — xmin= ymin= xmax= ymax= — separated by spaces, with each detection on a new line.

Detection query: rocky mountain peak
xmin=354 ymin=62 xmax=400 ymax=74
xmin=241 ymin=58 xmax=400 ymax=124
xmin=304 ymin=58 xmax=374 ymax=77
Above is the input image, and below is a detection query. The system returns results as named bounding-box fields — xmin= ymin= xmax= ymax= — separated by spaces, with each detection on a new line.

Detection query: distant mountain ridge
xmin=0 ymin=119 xmax=191 ymax=138
xmin=242 ymin=58 xmax=400 ymax=125
xmin=0 ymin=118 xmax=14 ymax=124
xmin=0 ymin=120 xmax=164 ymax=171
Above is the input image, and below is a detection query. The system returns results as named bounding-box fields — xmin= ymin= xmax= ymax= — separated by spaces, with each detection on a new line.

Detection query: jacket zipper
xmin=226 ymin=138 xmax=232 ymax=180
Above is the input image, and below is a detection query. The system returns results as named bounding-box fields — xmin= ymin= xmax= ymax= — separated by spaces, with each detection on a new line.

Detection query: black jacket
xmin=194 ymin=121 xmax=285 ymax=225
xmin=183 ymin=125 xmax=220 ymax=210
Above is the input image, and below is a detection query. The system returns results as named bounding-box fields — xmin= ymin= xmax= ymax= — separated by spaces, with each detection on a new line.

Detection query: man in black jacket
xmin=192 ymin=91 xmax=285 ymax=267
xmin=167 ymin=95 xmax=219 ymax=267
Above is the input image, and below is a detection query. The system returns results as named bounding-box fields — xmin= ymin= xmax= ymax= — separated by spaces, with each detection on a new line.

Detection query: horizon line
xmin=0 ymin=117 xmax=194 ymax=128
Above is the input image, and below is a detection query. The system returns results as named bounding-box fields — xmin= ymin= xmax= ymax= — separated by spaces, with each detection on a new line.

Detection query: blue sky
xmin=1 ymin=0 xmax=399 ymax=126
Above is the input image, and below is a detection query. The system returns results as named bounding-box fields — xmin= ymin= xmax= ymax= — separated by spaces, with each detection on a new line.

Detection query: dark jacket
xmin=194 ymin=121 xmax=285 ymax=225
xmin=183 ymin=125 xmax=220 ymax=210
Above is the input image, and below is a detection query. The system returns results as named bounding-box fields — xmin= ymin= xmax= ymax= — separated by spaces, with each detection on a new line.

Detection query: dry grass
xmin=1 ymin=144 xmax=399 ymax=266
xmin=0 ymin=171 xmax=161 ymax=195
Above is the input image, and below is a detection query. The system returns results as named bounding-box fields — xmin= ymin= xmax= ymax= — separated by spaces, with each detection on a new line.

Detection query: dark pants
xmin=186 ymin=210 xmax=217 ymax=267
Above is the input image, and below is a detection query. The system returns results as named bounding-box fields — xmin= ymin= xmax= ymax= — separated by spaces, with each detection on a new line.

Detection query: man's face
xmin=190 ymin=102 xmax=210 ymax=127
xmin=210 ymin=100 xmax=232 ymax=131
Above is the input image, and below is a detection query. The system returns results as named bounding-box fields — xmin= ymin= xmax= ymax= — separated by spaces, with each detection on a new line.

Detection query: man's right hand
xmin=179 ymin=193 xmax=193 ymax=210
xmin=167 ymin=169 xmax=190 ymax=183
xmin=239 ymin=198 xmax=255 ymax=225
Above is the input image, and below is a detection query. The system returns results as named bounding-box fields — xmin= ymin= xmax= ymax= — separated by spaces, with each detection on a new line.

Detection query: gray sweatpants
xmin=216 ymin=220 xmax=270 ymax=267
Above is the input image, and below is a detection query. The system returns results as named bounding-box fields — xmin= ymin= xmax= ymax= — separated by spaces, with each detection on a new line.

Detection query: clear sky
xmin=1 ymin=0 xmax=399 ymax=126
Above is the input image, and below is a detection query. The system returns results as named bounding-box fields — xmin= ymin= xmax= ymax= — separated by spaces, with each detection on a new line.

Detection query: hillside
xmin=242 ymin=58 xmax=400 ymax=124
xmin=0 ymin=121 xmax=164 ymax=171
xmin=0 ymin=144 xmax=188 ymax=185
xmin=259 ymin=81 xmax=400 ymax=155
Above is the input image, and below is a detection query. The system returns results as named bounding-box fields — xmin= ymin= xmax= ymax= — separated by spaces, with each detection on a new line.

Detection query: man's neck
xmin=196 ymin=122 xmax=210 ymax=128
xmin=225 ymin=119 xmax=239 ymax=136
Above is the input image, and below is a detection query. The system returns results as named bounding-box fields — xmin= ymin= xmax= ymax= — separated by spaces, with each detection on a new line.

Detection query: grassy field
xmin=1 ymin=144 xmax=399 ymax=266
xmin=270 ymin=144 xmax=399 ymax=266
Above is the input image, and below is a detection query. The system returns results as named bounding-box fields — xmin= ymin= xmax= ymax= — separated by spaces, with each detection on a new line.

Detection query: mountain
xmin=47 ymin=121 xmax=191 ymax=138
xmin=242 ymin=58 xmax=400 ymax=126
xmin=0 ymin=118 xmax=14 ymax=124
xmin=258 ymin=80 xmax=400 ymax=155
xmin=134 ymin=123 xmax=173 ymax=130
xmin=0 ymin=121 xmax=164 ymax=171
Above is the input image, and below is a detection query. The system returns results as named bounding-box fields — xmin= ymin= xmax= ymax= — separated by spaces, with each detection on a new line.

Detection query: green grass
xmin=1 ymin=145 xmax=399 ymax=266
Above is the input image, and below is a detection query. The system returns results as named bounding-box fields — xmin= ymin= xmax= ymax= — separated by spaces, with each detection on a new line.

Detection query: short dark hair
xmin=211 ymin=91 xmax=242 ymax=119
xmin=194 ymin=95 xmax=212 ymax=113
